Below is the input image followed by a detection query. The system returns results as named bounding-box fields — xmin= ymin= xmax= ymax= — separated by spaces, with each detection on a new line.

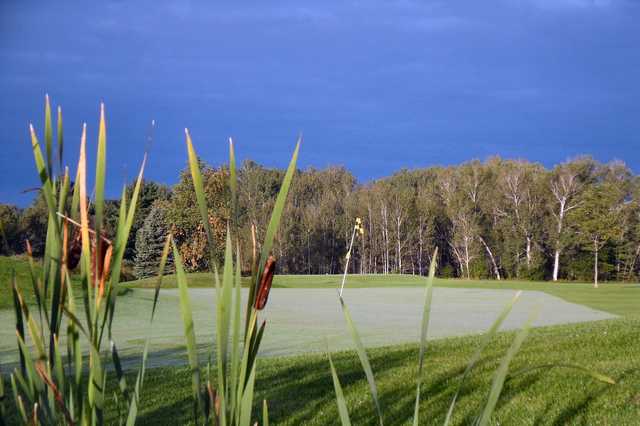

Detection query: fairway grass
xmin=103 ymin=317 xmax=639 ymax=425
xmin=124 ymin=272 xmax=640 ymax=317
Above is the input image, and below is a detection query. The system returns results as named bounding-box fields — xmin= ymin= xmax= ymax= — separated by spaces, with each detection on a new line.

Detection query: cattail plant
xmin=329 ymin=223 xmax=615 ymax=425
xmin=172 ymin=131 xmax=300 ymax=425
xmin=2 ymin=96 xmax=164 ymax=425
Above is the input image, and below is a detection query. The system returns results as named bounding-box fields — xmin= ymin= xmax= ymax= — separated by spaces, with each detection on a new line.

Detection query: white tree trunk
xmin=553 ymin=248 xmax=560 ymax=281
xmin=479 ymin=236 xmax=501 ymax=280
xmin=463 ymin=237 xmax=471 ymax=280
xmin=594 ymin=241 xmax=599 ymax=288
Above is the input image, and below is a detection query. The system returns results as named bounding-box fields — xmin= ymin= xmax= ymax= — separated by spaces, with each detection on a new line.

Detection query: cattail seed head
xmin=255 ymin=256 xmax=276 ymax=310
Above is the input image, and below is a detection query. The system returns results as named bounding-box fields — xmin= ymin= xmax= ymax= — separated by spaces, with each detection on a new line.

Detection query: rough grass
xmin=0 ymin=255 xmax=124 ymax=310
xmin=124 ymin=273 xmax=640 ymax=317
xmin=104 ymin=317 xmax=639 ymax=425
xmin=0 ymin=255 xmax=42 ymax=309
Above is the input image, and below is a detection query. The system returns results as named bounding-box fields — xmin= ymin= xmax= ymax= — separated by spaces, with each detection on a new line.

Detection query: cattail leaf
xmin=247 ymin=320 xmax=266 ymax=381
xmin=76 ymin=123 xmax=94 ymax=329
xmin=478 ymin=309 xmax=538 ymax=426
xmin=444 ymin=290 xmax=522 ymax=425
xmin=10 ymin=375 xmax=27 ymax=424
xmin=172 ymin=240 xmax=202 ymax=419
xmin=29 ymin=123 xmax=60 ymax=242
xmin=0 ymin=365 xmax=5 ymax=421
xmin=111 ymin=340 xmax=129 ymax=400
xmin=339 ymin=297 xmax=383 ymax=426
xmin=412 ymin=247 xmax=438 ymax=426
xmin=185 ymin=129 xmax=218 ymax=273
xmin=125 ymin=234 xmax=172 ymax=426
xmin=44 ymin=94 xmax=53 ymax=178
xmin=11 ymin=272 xmax=26 ymax=377
xmin=230 ymin=244 xmax=243 ymax=419
xmin=102 ymin=155 xmax=146 ymax=342
xmin=94 ymin=103 xmax=107 ymax=274
xmin=508 ymin=363 xmax=615 ymax=385
xmin=262 ymin=399 xmax=269 ymax=426
xmin=52 ymin=334 xmax=64 ymax=397
xmin=238 ymin=364 xmax=256 ymax=426
xmin=328 ymin=349 xmax=352 ymax=426
xmin=217 ymin=231 xmax=234 ymax=399
xmin=57 ymin=106 xmax=63 ymax=172
xmin=15 ymin=333 xmax=43 ymax=395
xmin=63 ymin=273 xmax=82 ymax=393
xmin=248 ymin=138 xmax=300 ymax=320
xmin=229 ymin=137 xmax=238 ymax=227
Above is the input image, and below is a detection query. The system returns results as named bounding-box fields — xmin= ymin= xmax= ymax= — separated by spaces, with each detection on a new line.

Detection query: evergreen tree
xmin=134 ymin=201 xmax=174 ymax=278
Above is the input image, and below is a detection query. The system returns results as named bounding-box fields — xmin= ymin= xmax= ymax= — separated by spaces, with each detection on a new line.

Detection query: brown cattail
xmin=254 ymin=256 xmax=276 ymax=310
xmin=67 ymin=230 xmax=82 ymax=270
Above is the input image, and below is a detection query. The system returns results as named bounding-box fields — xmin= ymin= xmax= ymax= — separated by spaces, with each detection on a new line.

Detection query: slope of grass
xmin=0 ymin=255 xmax=42 ymax=309
xmin=124 ymin=273 xmax=640 ymax=317
xmin=0 ymin=255 xmax=127 ymax=310
xmin=102 ymin=317 xmax=639 ymax=425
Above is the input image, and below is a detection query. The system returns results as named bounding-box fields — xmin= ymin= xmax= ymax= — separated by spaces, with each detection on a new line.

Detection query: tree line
xmin=2 ymin=156 xmax=639 ymax=284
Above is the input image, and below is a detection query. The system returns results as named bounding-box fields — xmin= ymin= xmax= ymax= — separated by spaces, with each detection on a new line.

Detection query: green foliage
xmin=0 ymin=204 xmax=21 ymax=255
xmin=167 ymin=157 xmax=230 ymax=271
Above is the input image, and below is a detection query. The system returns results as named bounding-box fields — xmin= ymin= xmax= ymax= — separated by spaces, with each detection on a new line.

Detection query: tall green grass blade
xmin=44 ymin=94 xmax=53 ymax=178
xmin=11 ymin=376 xmax=28 ymax=424
xmin=328 ymin=348 xmax=352 ymax=426
xmin=103 ymin=156 xmax=146 ymax=341
xmin=217 ymin=232 xmax=234 ymax=399
xmin=126 ymin=234 xmax=172 ymax=426
xmin=236 ymin=310 xmax=257 ymax=414
xmin=29 ymin=124 xmax=60 ymax=241
xmin=64 ymin=273 xmax=82 ymax=412
xmin=247 ymin=320 xmax=266 ymax=382
xmin=238 ymin=364 xmax=256 ymax=426
xmin=229 ymin=138 xmax=238 ymax=228
xmin=262 ymin=399 xmax=269 ymax=426
xmin=14 ymin=283 xmax=46 ymax=362
xmin=172 ymin=240 xmax=202 ymax=421
xmin=412 ymin=247 xmax=438 ymax=426
xmin=57 ymin=106 xmax=63 ymax=172
xmin=15 ymin=334 xmax=43 ymax=395
xmin=11 ymin=272 xmax=26 ymax=376
xmin=508 ymin=363 xmax=615 ymax=385
xmin=49 ymin=170 xmax=70 ymax=362
xmin=70 ymin=161 xmax=81 ymax=222
xmin=111 ymin=341 xmax=129 ymax=401
xmin=477 ymin=309 xmax=538 ymax=426
xmin=444 ymin=290 xmax=522 ymax=425
xmin=94 ymin=103 xmax=107 ymax=266
xmin=247 ymin=138 xmax=300 ymax=324
xmin=52 ymin=334 xmax=64 ymax=397
xmin=230 ymin=245 xmax=243 ymax=420
xmin=185 ymin=129 xmax=218 ymax=273
xmin=339 ymin=297 xmax=383 ymax=426
xmin=0 ymin=366 xmax=5 ymax=425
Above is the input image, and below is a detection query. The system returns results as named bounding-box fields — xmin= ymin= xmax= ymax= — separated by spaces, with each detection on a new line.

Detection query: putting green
xmin=0 ymin=287 xmax=614 ymax=371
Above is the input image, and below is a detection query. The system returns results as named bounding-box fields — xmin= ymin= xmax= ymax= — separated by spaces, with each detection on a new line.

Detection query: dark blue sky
xmin=1 ymin=0 xmax=639 ymax=206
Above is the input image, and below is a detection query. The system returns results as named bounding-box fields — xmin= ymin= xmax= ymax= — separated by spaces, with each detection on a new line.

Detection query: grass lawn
xmin=0 ymin=255 xmax=44 ymax=309
xmin=104 ymin=317 xmax=639 ymax=425
xmin=0 ymin=255 xmax=121 ymax=310
xmin=125 ymin=273 xmax=640 ymax=317
xmin=4 ymin=257 xmax=638 ymax=424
